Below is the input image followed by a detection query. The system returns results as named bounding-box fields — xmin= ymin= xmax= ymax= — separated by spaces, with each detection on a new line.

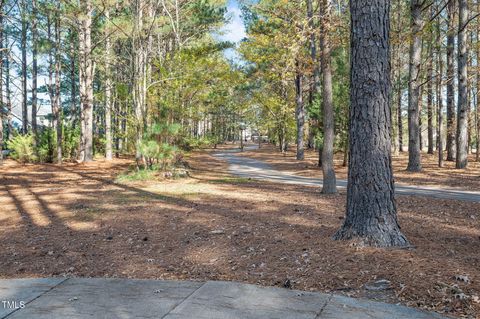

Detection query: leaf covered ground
xmin=0 ymin=149 xmax=479 ymax=318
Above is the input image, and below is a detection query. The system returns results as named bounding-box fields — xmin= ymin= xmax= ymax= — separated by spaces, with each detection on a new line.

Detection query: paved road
xmin=213 ymin=147 xmax=480 ymax=203
xmin=0 ymin=278 xmax=448 ymax=319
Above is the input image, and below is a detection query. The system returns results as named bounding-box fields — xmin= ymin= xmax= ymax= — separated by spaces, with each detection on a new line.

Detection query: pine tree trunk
xmin=54 ymin=11 xmax=62 ymax=164
xmin=446 ymin=0 xmax=456 ymax=161
xmin=295 ymin=64 xmax=305 ymax=160
xmin=456 ymin=0 xmax=468 ymax=168
xmin=4 ymin=29 xmax=11 ymax=137
xmin=0 ymin=1 xmax=4 ymax=163
xmin=105 ymin=10 xmax=113 ymax=161
xmin=307 ymin=0 xmax=320 ymax=150
xmin=334 ymin=0 xmax=409 ymax=247
xmin=427 ymin=20 xmax=434 ymax=155
xmin=436 ymin=8 xmax=444 ymax=167
xmin=407 ymin=0 xmax=423 ymax=171
xmin=32 ymin=0 xmax=38 ymax=145
xmin=477 ymin=0 xmax=480 ymax=162
xmin=78 ymin=0 xmax=94 ymax=162
xmin=320 ymin=0 xmax=337 ymax=194
xmin=21 ymin=0 xmax=28 ymax=134
xmin=396 ymin=0 xmax=404 ymax=153
xmin=70 ymin=28 xmax=77 ymax=127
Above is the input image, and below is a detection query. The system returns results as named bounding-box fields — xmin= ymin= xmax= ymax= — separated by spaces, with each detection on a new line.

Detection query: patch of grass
xmin=209 ymin=177 xmax=253 ymax=184
xmin=115 ymin=169 xmax=158 ymax=183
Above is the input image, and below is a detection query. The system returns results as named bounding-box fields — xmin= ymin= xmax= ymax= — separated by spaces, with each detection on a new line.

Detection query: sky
xmin=217 ymin=0 xmax=247 ymax=62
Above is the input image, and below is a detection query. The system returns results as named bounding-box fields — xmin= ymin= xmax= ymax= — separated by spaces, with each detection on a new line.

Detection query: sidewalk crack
xmin=2 ymin=277 xmax=70 ymax=319
xmin=314 ymin=294 xmax=333 ymax=319
xmin=161 ymin=281 xmax=206 ymax=319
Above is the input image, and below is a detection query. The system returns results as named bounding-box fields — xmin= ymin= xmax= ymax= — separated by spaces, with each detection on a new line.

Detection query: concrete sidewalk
xmin=0 ymin=278 xmax=448 ymax=318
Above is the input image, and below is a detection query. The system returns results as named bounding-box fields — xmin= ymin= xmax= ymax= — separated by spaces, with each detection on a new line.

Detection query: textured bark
xmin=456 ymin=0 xmax=468 ymax=168
xmin=21 ymin=0 xmax=28 ymax=134
xmin=446 ymin=0 xmax=456 ymax=161
xmin=78 ymin=0 xmax=94 ymax=162
xmin=396 ymin=0 xmax=404 ymax=153
xmin=477 ymin=0 xmax=480 ymax=162
xmin=320 ymin=0 xmax=337 ymax=194
xmin=307 ymin=0 xmax=320 ymax=150
xmin=105 ymin=10 xmax=113 ymax=161
xmin=295 ymin=65 xmax=305 ymax=160
xmin=427 ymin=20 xmax=434 ymax=155
xmin=4 ymin=29 xmax=11 ymax=137
xmin=0 ymin=0 xmax=4 ymax=163
xmin=54 ymin=12 xmax=62 ymax=164
xmin=32 ymin=0 xmax=38 ymax=144
xmin=436 ymin=9 xmax=444 ymax=167
xmin=407 ymin=0 xmax=423 ymax=171
xmin=70 ymin=28 xmax=77 ymax=126
xmin=333 ymin=0 xmax=409 ymax=247
xmin=133 ymin=0 xmax=147 ymax=166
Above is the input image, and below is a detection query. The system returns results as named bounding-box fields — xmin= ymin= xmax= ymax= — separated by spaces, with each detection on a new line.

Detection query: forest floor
xmin=0 ymin=147 xmax=479 ymax=318
xmin=239 ymin=143 xmax=480 ymax=190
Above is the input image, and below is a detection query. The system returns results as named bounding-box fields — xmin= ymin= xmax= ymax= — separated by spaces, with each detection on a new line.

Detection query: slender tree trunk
xmin=407 ymin=0 xmax=423 ymax=171
xmin=456 ymin=0 xmax=468 ymax=168
xmin=334 ymin=0 xmax=408 ymax=247
xmin=307 ymin=0 xmax=320 ymax=150
xmin=54 ymin=11 xmax=62 ymax=164
xmin=32 ymin=0 xmax=38 ymax=145
xmin=446 ymin=0 xmax=456 ymax=161
xmin=320 ymin=0 xmax=337 ymax=194
xmin=437 ymin=8 xmax=444 ymax=167
xmin=70 ymin=28 xmax=77 ymax=127
xmin=105 ymin=10 xmax=113 ymax=160
xmin=4 ymin=30 xmax=11 ymax=137
xmin=133 ymin=0 xmax=147 ymax=167
xmin=21 ymin=0 xmax=28 ymax=134
xmin=427 ymin=18 xmax=434 ymax=155
xmin=78 ymin=0 xmax=94 ymax=162
xmin=396 ymin=0 xmax=404 ymax=153
xmin=295 ymin=63 xmax=305 ymax=160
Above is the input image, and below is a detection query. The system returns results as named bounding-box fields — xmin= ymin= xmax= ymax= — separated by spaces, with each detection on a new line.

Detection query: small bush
xmin=8 ymin=134 xmax=37 ymax=163
xmin=116 ymin=169 xmax=157 ymax=183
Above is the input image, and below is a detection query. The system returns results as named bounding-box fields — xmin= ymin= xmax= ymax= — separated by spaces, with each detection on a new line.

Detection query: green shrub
xmin=8 ymin=134 xmax=37 ymax=163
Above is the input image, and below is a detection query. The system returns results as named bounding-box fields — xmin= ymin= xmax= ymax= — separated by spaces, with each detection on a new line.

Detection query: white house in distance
xmin=10 ymin=102 xmax=52 ymax=130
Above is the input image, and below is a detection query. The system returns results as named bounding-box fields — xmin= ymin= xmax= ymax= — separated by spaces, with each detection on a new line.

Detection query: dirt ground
xmin=239 ymin=143 xmax=480 ymax=190
xmin=0 ymin=150 xmax=479 ymax=318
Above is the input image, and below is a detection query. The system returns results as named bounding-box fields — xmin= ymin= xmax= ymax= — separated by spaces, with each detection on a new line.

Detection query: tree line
xmin=0 ymin=0 xmax=244 ymax=166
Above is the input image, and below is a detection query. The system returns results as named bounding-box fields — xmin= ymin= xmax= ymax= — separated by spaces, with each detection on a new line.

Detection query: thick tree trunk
xmin=21 ymin=0 xmax=28 ymax=134
xmin=0 ymin=1 xmax=4 ymax=163
xmin=446 ymin=0 xmax=456 ymax=161
xmin=334 ymin=0 xmax=409 ymax=247
xmin=320 ymin=0 xmax=337 ymax=194
xmin=456 ymin=0 xmax=468 ymax=168
xmin=477 ymin=0 xmax=480 ymax=162
xmin=407 ymin=0 xmax=423 ymax=171
xmin=105 ymin=10 xmax=113 ymax=161
xmin=32 ymin=0 xmax=38 ymax=145
xmin=295 ymin=66 xmax=305 ymax=160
